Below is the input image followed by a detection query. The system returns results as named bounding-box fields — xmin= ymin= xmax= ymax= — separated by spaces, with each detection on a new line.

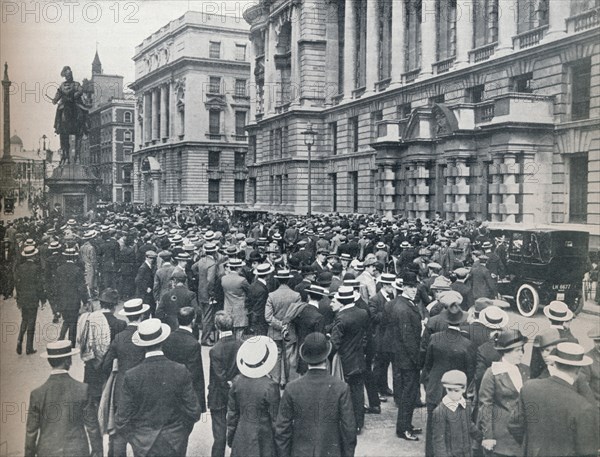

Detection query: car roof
xmin=486 ymin=223 xmax=589 ymax=234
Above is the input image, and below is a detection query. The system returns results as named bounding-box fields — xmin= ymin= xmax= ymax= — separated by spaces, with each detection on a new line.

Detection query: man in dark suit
xmin=383 ymin=272 xmax=423 ymax=441
xmin=15 ymin=246 xmax=46 ymax=355
xmin=208 ymin=311 xmax=243 ymax=457
xmin=115 ymin=318 xmax=201 ymax=457
xmin=163 ymin=307 xmax=206 ymax=412
xmin=311 ymin=249 xmax=329 ymax=274
xmin=25 ymin=341 xmax=103 ymax=457
xmin=156 ymin=269 xmax=197 ymax=331
xmin=509 ymin=342 xmax=599 ymax=457
xmin=276 ymin=332 xmax=357 ymax=457
xmin=135 ymin=250 xmax=157 ymax=315
xmin=246 ymin=263 xmax=272 ymax=336
xmin=102 ymin=299 xmax=149 ymax=457
xmin=97 ymin=228 xmax=121 ymax=290
xmin=330 ymin=285 xmax=370 ymax=433
xmin=470 ymin=257 xmax=497 ymax=300
xmin=56 ymin=248 xmax=90 ymax=348
xmin=451 ymin=268 xmax=474 ymax=311
xmin=192 ymin=242 xmax=219 ymax=346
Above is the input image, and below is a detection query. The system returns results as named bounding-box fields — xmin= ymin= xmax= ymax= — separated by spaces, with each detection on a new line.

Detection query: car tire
xmin=516 ymin=283 xmax=540 ymax=317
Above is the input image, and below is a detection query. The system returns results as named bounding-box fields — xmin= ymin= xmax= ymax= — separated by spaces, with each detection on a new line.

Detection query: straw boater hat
xmin=48 ymin=241 xmax=62 ymax=251
xmin=41 ymin=340 xmax=80 ymax=359
xmin=379 ymin=273 xmax=396 ymax=285
xmin=22 ymin=245 xmax=39 ymax=257
xmin=118 ymin=298 xmax=150 ymax=317
xmin=307 ymin=284 xmax=330 ymax=297
xmin=543 ymin=301 xmax=574 ymax=322
xmin=204 ymin=242 xmax=218 ymax=253
xmin=62 ymin=248 xmax=79 ymax=257
xmin=132 ymin=318 xmax=171 ymax=347
xmin=300 ymin=332 xmax=332 ymax=364
xmin=334 ymin=285 xmax=360 ymax=302
xmin=227 ymin=258 xmax=244 ymax=269
xmin=274 ymin=269 xmax=293 ymax=279
xmin=548 ymin=342 xmax=592 ymax=366
xmin=479 ymin=306 xmax=509 ymax=330
xmin=82 ymin=230 xmax=97 ymax=241
xmin=254 ymin=263 xmax=275 ymax=276
xmin=236 ymin=336 xmax=278 ymax=378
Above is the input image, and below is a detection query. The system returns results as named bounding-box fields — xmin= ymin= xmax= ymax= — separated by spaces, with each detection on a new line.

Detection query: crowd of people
xmin=2 ymin=203 xmax=599 ymax=457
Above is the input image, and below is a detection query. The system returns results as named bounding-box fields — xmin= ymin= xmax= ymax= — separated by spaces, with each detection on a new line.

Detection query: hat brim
xmin=300 ymin=339 xmax=332 ymax=364
xmin=393 ymin=282 xmax=405 ymax=291
xmin=237 ymin=336 xmax=279 ymax=378
xmin=334 ymin=290 xmax=361 ymax=302
xmin=480 ymin=315 xmax=509 ymax=329
xmin=274 ymin=274 xmax=293 ymax=279
xmin=543 ymin=307 xmax=574 ymax=322
xmin=548 ymin=354 xmax=593 ymax=366
xmin=254 ymin=266 xmax=275 ymax=276
xmin=41 ymin=347 xmax=80 ymax=358
xmin=118 ymin=303 xmax=151 ymax=317
xmin=494 ymin=339 xmax=527 ymax=351
xmin=132 ymin=323 xmax=171 ymax=347
xmin=22 ymin=249 xmax=39 ymax=257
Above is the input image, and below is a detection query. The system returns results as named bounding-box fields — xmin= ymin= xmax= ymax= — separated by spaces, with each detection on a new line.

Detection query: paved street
xmin=1 ymin=297 xmax=597 ymax=457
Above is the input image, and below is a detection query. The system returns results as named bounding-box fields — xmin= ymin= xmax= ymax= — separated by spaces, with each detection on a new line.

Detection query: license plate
xmin=556 ymin=293 xmax=565 ymax=301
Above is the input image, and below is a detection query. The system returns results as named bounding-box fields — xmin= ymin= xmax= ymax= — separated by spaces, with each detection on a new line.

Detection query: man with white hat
xmin=221 ymin=258 xmax=250 ymax=340
xmin=246 ymin=263 xmax=274 ymax=336
xmin=102 ymin=298 xmax=149 ymax=457
xmin=509 ymin=342 xmax=598 ymax=457
xmin=25 ymin=341 xmax=103 ymax=457
xmin=80 ymin=230 xmax=98 ymax=299
xmin=192 ymin=242 xmax=219 ymax=346
xmin=115 ymin=319 xmax=201 ymax=457
xmin=581 ymin=327 xmax=600 ymax=402
xmin=15 ymin=245 xmax=46 ymax=355
xmin=543 ymin=300 xmax=578 ymax=343
xmin=276 ymin=332 xmax=357 ymax=457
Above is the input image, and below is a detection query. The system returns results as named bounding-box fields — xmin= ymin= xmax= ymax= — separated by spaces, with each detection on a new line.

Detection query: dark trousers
xmin=364 ymin=348 xmax=381 ymax=408
xmin=395 ymin=367 xmax=420 ymax=434
xmin=59 ymin=309 xmax=79 ymax=348
xmin=346 ymin=373 xmax=365 ymax=429
xmin=210 ymin=407 xmax=227 ymax=457
xmin=101 ymin=270 xmax=117 ymax=290
xmin=373 ymin=351 xmax=393 ymax=394
xmin=201 ymin=301 xmax=216 ymax=344
xmin=425 ymin=402 xmax=437 ymax=457
xmin=108 ymin=432 xmax=128 ymax=457
xmin=18 ymin=307 xmax=38 ymax=351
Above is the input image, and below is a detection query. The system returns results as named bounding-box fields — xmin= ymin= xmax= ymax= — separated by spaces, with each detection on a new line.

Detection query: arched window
xmin=124 ymin=111 xmax=132 ymax=123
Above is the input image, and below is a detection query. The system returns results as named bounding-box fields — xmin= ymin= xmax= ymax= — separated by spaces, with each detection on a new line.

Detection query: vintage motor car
xmin=487 ymin=224 xmax=589 ymax=317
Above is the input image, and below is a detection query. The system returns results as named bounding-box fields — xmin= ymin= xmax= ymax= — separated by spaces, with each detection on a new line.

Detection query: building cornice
xmin=132 ymin=140 xmax=248 ymax=156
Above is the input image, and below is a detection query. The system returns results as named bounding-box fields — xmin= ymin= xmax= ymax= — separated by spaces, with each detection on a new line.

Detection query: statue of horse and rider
xmin=53 ymin=66 xmax=90 ymax=165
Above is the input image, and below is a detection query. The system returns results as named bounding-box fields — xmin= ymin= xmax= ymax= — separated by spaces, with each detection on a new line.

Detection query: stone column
xmin=248 ymin=35 xmax=257 ymax=122
xmin=365 ymin=0 xmax=379 ymax=93
xmin=343 ymin=0 xmax=357 ymax=99
xmin=496 ymin=0 xmax=518 ymax=56
xmin=454 ymin=157 xmax=470 ymax=220
xmin=325 ymin=0 xmax=340 ymax=102
xmin=265 ymin=23 xmax=277 ymax=114
xmin=160 ymin=84 xmax=168 ymax=140
xmin=390 ymin=0 xmax=406 ymax=87
xmin=290 ymin=4 xmax=301 ymax=105
xmin=502 ymin=153 xmax=519 ymax=223
xmin=151 ymin=89 xmax=159 ymax=141
xmin=455 ymin=0 xmax=474 ymax=67
xmin=379 ymin=163 xmax=396 ymax=218
xmin=143 ymin=92 xmax=151 ymax=144
xmin=490 ymin=156 xmax=502 ymax=222
xmin=543 ymin=0 xmax=570 ymax=41
xmin=414 ymin=161 xmax=429 ymax=219
xmin=420 ymin=0 xmax=437 ymax=77
xmin=445 ymin=160 xmax=456 ymax=219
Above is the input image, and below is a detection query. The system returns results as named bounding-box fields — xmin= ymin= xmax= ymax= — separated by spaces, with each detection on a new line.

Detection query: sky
xmin=0 ymin=0 xmax=255 ymax=151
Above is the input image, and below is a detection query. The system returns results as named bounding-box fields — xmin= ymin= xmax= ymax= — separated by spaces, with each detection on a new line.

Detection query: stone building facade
xmin=243 ymin=0 xmax=599 ymax=235
xmin=131 ymin=11 xmax=250 ymax=206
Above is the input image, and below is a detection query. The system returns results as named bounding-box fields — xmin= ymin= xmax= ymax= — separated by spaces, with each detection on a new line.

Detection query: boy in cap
xmin=431 ymin=370 xmax=480 ymax=457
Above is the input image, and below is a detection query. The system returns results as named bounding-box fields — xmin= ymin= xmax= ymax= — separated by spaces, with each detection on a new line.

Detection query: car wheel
xmin=516 ymin=283 xmax=539 ymax=317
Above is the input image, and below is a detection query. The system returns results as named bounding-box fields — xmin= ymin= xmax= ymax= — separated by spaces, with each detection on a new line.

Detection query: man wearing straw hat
xmin=116 ymin=318 xmax=201 ymax=457
xmin=509 ymin=342 xmax=599 ymax=457
xmin=246 ymin=263 xmax=274 ymax=336
xmin=25 ymin=341 xmax=103 ymax=457
xmin=221 ymin=258 xmax=251 ymax=340
xmin=276 ymin=332 xmax=357 ymax=457
xmin=15 ymin=245 xmax=46 ymax=355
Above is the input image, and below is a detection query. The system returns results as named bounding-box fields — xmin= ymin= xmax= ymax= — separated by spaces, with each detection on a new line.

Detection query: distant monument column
xmin=1 ymin=63 xmax=17 ymax=200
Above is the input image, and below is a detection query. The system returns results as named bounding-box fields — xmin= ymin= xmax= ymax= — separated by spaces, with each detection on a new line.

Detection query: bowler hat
xmin=494 ymin=329 xmax=527 ymax=352
xmin=99 ymin=288 xmax=119 ymax=305
xmin=402 ymin=271 xmax=418 ymax=287
xmin=317 ymin=272 xmax=333 ymax=287
xmin=300 ymin=332 xmax=332 ymax=364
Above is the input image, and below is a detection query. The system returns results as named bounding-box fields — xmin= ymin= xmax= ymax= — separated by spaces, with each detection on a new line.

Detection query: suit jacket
xmin=115 ymin=355 xmax=201 ymax=457
xmin=330 ymin=305 xmax=369 ymax=377
xmin=163 ymin=328 xmax=206 ymax=412
xmin=265 ymin=284 xmax=302 ymax=341
xmin=153 ymin=262 xmax=175 ymax=303
xmin=451 ymin=280 xmax=475 ymax=311
xmin=581 ymin=347 xmax=600 ymax=402
xmin=508 ymin=376 xmax=599 ymax=457
xmin=208 ymin=335 xmax=243 ymax=410
xmin=475 ymin=340 xmax=501 ymax=392
xmin=97 ymin=237 xmax=120 ymax=272
xmin=275 ymin=369 xmax=357 ymax=457
xmin=25 ymin=373 xmax=102 ymax=457
xmin=15 ymin=260 xmax=46 ymax=309
xmin=247 ymin=279 xmax=270 ymax=330
xmin=192 ymin=255 xmax=217 ymax=304
xmin=292 ymin=304 xmax=324 ymax=374
xmin=227 ymin=375 xmax=280 ymax=457
xmin=56 ymin=261 xmax=89 ymax=313
xmin=156 ymin=285 xmax=197 ymax=329
xmin=466 ymin=321 xmax=493 ymax=349
xmin=478 ymin=362 xmax=529 ymax=456
xmin=422 ymin=327 xmax=475 ymax=406
xmin=135 ymin=262 xmax=155 ymax=305
xmin=381 ymin=295 xmax=422 ymax=369
xmin=368 ymin=290 xmax=392 ymax=353
xmin=102 ymin=324 xmax=146 ymax=409
xmin=293 ymin=279 xmax=312 ymax=302
xmin=469 ymin=264 xmax=497 ymax=300
xmin=222 ymin=272 xmax=250 ymax=327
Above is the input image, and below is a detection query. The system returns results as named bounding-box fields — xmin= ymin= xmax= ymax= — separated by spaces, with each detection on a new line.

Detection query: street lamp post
xmin=302 ymin=122 xmax=316 ymax=217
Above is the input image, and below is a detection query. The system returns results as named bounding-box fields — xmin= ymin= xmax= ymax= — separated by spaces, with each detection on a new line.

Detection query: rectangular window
xmin=397 ymin=103 xmax=412 ymax=119
xmin=569 ymin=153 xmax=588 ymax=223
xmin=351 ymin=171 xmax=359 ymax=212
xmin=209 ymin=41 xmax=221 ymax=59
xmin=474 ymin=0 xmax=499 ymax=47
xmin=234 ymin=151 xmax=246 ymax=169
xmin=466 ymin=85 xmax=485 ymax=103
xmin=209 ymin=110 xmax=220 ymax=135
xmin=249 ymin=135 xmax=257 ymax=163
xmin=235 ymin=44 xmax=246 ymax=61
xmin=372 ymin=110 xmax=383 ymax=141
xmin=276 ymin=128 xmax=283 ymax=158
xmin=277 ymin=176 xmax=283 ymax=203
xmin=349 ymin=116 xmax=359 ymax=152
xmin=235 ymin=111 xmax=246 ymax=137
xmin=234 ymin=179 xmax=246 ymax=203
xmin=571 ymin=58 xmax=591 ymax=121
xmin=123 ymin=168 xmax=131 ymax=183
xmin=269 ymin=130 xmax=275 ymax=160
xmin=330 ymin=173 xmax=338 ymax=212
xmin=209 ymin=76 xmax=221 ymax=94
xmin=208 ymin=151 xmax=220 ymax=169
xmin=250 ymin=177 xmax=257 ymax=203
xmin=512 ymin=72 xmax=534 ymax=93
xmin=330 ymin=122 xmax=338 ymax=155
xmin=405 ymin=0 xmax=422 ymax=71
xmin=208 ymin=179 xmax=220 ymax=203
xmin=437 ymin=0 xmax=457 ymax=61
xmin=430 ymin=94 xmax=446 ymax=105
xmin=235 ymin=79 xmax=247 ymax=97
xmin=124 ymin=148 xmax=132 ymax=161
xmin=124 ymin=131 xmax=132 ymax=142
